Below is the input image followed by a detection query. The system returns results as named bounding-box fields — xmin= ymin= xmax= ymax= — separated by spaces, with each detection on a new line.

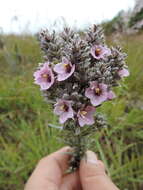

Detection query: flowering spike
xmin=34 ymin=25 xmax=129 ymax=172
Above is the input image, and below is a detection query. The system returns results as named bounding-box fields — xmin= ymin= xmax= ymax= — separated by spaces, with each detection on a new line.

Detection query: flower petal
xmin=59 ymin=108 xmax=74 ymax=124
xmin=108 ymin=91 xmax=116 ymax=100
xmin=85 ymin=88 xmax=95 ymax=99
xmin=57 ymin=64 xmax=75 ymax=81
xmin=99 ymin=83 xmax=108 ymax=91
xmin=118 ymin=68 xmax=130 ymax=78
xmin=53 ymin=63 xmax=66 ymax=74
xmin=90 ymin=94 xmax=107 ymax=106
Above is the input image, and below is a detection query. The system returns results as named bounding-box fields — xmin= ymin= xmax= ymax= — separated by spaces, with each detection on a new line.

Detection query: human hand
xmin=25 ymin=147 xmax=119 ymax=190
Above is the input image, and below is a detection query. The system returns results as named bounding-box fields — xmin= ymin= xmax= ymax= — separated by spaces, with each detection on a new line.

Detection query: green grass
xmin=0 ymin=32 xmax=143 ymax=190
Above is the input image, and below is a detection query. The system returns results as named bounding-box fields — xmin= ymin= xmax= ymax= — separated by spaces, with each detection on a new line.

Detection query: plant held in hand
xmin=34 ymin=25 xmax=129 ymax=171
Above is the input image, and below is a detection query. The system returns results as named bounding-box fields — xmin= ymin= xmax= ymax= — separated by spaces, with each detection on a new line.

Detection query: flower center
xmin=95 ymin=48 xmax=101 ymax=56
xmin=42 ymin=74 xmax=51 ymax=82
xmin=80 ymin=111 xmax=87 ymax=118
xmin=95 ymin=87 xmax=101 ymax=95
xmin=60 ymin=104 xmax=69 ymax=112
xmin=64 ymin=64 xmax=72 ymax=73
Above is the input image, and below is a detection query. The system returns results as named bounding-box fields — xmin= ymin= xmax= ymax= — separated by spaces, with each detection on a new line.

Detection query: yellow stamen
xmin=95 ymin=48 xmax=101 ymax=56
xmin=60 ymin=105 xmax=65 ymax=111
xmin=81 ymin=111 xmax=87 ymax=115
xmin=64 ymin=63 xmax=68 ymax=68
xmin=96 ymin=48 xmax=101 ymax=53
xmin=42 ymin=74 xmax=48 ymax=78
xmin=95 ymin=88 xmax=100 ymax=94
xmin=80 ymin=111 xmax=87 ymax=118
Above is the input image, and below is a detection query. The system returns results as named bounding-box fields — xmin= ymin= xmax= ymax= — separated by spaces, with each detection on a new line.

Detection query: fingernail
xmin=87 ymin=151 xmax=98 ymax=164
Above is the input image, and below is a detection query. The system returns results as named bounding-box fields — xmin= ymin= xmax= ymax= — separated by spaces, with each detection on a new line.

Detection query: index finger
xmin=25 ymin=146 xmax=71 ymax=190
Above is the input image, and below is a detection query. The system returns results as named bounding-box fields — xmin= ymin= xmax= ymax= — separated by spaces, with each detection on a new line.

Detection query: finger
xmin=25 ymin=146 xmax=71 ymax=190
xmin=60 ymin=171 xmax=82 ymax=190
xmin=46 ymin=146 xmax=71 ymax=175
xmin=80 ymin=151 xmax=120 ymax=190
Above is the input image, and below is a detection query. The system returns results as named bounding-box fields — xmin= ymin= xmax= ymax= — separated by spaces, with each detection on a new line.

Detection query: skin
xmin=25 ymin=147 xmax=120 ymax=190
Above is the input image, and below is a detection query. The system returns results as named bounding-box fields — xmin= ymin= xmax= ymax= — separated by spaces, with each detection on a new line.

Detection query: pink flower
xmin=54 ymin=57 xmax=75 ymax=81
xmin=85 ymin=81 xmax=115 ymax=106
xmin=118 ymin=68 xmax=130 ymax=78
xmin=91 ymin=45 xmax=111 ymax=60
xmin=34 ymin=62 xmax=54 ymax=90
xmin=107 ymin=91 xmax=116 ymax=100
xmin=54 ymin=99 xmax=74 ymax=124
xmin=77 ymin=106 xmax=95 ymax=127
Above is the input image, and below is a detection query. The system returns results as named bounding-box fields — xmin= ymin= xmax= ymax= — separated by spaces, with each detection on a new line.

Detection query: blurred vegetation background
xmin=0 ymin=16 xmax=143 ymax=190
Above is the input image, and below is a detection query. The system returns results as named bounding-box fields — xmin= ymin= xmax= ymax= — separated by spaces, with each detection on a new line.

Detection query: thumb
xmin=80 ymin=151 xmax=119 ymax=190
